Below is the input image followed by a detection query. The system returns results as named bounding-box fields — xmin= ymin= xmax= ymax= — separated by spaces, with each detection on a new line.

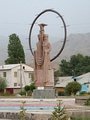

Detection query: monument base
xmin=33 ymin=88 xmax=55 ymax=99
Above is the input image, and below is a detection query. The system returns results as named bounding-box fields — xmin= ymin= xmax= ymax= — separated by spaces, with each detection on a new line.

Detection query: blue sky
xmin=0 ymin=0 xmax=90 ymax=38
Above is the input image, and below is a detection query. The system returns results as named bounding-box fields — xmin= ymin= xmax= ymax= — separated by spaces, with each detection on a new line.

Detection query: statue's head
xmin=38 ymin=23 xmax=47 ymax=32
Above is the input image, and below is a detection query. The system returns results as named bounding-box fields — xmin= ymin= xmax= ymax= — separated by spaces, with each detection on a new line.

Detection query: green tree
xmin=24 ymin=85 xmax=30 ymax=96
xmin=54 ymin=70 xmax=61 ymax=78
xmin=29 ymin=83 xmax=36 ymax=92
xmin=24 ymin=83 xmax=36 ymax=96
xmin=51 ymin=101 xmax=69 ymax=120
xmin=60 ymin=59 xmax=71 ymax=76
xmin=5 ymin=33 xmax=25 ymax=64
xmin=59 ymin=54 xmax=90 ymax=76
xmin=65 ymin=81 xmax=82 ymax=95
xmin=54 ymin=70 xmax=60 ymax=85
xmin=24 ymin=85 xmax=30 ymax=92
xmin=0 ymin=76 xmax=7 ymax=92
xmin=18 ymin=101 xmax=29 ymax=120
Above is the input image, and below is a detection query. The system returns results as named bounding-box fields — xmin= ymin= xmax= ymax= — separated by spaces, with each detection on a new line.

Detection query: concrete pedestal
xmin=33 ymin=89 xmax=55 ymax=99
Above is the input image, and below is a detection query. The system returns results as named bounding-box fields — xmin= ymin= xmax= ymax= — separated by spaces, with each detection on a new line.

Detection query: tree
xmin=51 ymin=101 xmax=69 ymax=120
xmin=59 ymin=54 xmax=90 ymax=76
xmin=65 ymin=81 xmax=82 ymax=95
xmin=24 ymin=85 xmax=30 ymax=96
xmin=24 ymin=83 xmax=36 ymax=96
xmin=29 ymin=83 xmax=36 ymax=92
xmin=5 ymin=33 xmax=25 ymax=64
xmin=54 ymin=70 xmax=60 ymax=85
xmin=59 ymin=60 xmax=71 ymax=76
xmin=24 ymin=85 xmax=30 ymax=92
xmin=0 ymin=76 xmax=7 ymax=92
xmin=18 ymin=101 xmax=29 ymax=120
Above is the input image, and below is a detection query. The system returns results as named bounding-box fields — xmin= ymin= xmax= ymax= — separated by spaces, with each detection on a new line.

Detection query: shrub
xmin=79 ymin=91 xmax=87 ymax=96
xmin=65 ymin=81 xmax=82 ymax=95
xmin=85 ymin=97 xmax=90 ymax=106
xmin=0 ymin=92 xmax=15 ymax=96
xmin=24 ymin=85 xmax=30 ymax=92
xmin=58 ymin=91 xmax=65 ymax=96
xmin=87 ymin=92 xmax=90 ymax=95
xmin=24 ymin=83 xmax=36 ymax=96
xmin=19 ymin=90 xmax=26 ymax=96
xmin=0 ymin=76 xmax=7 ymax=92
xmin=29 ymin=83 xmax=36 ymax=92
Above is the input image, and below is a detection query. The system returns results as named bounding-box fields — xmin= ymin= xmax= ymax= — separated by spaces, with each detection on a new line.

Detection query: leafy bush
xmin=0 ymin=76 xmax=7 ymax=92
xmin=87 ymin=92 xmax=90 ymax=95
xmin=0 ymin=92 xmax=15 ymax=96
xmin=19 ymin=90 xmax=26 ymax=96
xmin=24 ymin=85 xmax=30 ymax=92
xmin=24 ymin=83 xmax=36 ymax=96
xmin=85 ymin=97 xmax=90 ymax=105
xmin=79 ymin=91 xmax=87 ymax=96
xmin=58 ymin=91 xmax=65 ymax=96
xmin=24 ymin=83 xmax=36 ymax=92
xmin=65 ymin=81 xmax=82 ymax=95
xmin=29 ymin=83 xmax=36 ymax=92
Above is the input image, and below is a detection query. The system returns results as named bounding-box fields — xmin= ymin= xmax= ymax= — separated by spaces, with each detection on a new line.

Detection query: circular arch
xmin=29 ymin=9 xmax=67 ymax=62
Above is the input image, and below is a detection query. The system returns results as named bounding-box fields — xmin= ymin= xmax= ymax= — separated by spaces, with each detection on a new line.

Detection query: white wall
xmin=0 ymin=70 xmax=12 ymax=87
xmin=0 ymin=64 xmax=33 ymax=88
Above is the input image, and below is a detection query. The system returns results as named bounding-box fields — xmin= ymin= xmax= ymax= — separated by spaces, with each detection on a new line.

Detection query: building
xmin=0 ymin=64 xmax=34 ymax=94
xmin=55 ymin=76 xmax=72 ymax=92
xmin=55 ymin=72 xmax=90 ymax=93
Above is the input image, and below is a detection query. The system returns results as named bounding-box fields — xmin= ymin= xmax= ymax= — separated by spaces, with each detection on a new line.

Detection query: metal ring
xmin=29 ymin=9 xmax=67 ymax=62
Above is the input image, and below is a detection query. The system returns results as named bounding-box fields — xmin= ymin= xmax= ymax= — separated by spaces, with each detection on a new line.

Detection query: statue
xmin=34 ymin=23 xmax=54 ymax=87
xmin=29 ymin=9 xmax=67 ymax=98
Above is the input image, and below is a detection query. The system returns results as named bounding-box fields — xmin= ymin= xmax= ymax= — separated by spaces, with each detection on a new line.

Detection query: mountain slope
xmin=0 ymin=33 xmax=90 ymax=69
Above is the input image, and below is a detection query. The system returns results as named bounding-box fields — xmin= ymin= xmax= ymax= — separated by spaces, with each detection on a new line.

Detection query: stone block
xmin=33 ymin=89 xmax=55 ymax=98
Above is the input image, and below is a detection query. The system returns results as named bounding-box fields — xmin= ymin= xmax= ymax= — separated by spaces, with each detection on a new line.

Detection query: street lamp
xmin=72 ymin=70 xmax=76 ymax=81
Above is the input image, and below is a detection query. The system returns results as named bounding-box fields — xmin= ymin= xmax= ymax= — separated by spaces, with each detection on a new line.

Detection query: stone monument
xmin=34 ymin=24 xmax=54 ymax=87
xmin=33 ymin=23 xmax=55 ymax=98
xmin=29 ymin=9 xmax=67 ymax=98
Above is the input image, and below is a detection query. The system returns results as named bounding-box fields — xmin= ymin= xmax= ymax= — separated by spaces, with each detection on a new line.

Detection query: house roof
xmin=55 ymin=76 xmax=72 ymax=87
xmin=76 ymin=72 xmax=90 ymax=84
xmin=0 ymin=64 xmax=33 ymax=71
xmin=55 ymin=72 xmax=90 ymax=88
xmin=0 ymin=64 xmax=20 ymax=70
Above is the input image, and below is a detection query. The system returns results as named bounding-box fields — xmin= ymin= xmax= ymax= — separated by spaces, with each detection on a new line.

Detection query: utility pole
xmin=20 ymin=61 xmax=22 ymax=89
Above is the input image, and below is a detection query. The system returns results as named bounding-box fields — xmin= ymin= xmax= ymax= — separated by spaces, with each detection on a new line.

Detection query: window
xmin=28 ymin=73 xmax=31 ymax=78
xmin=23 ymin=66 xmax=25 ymax=70
xmin=14 ymin=72 xmax=17 ymax=77
xmin=14 ymin=83 xmax=17 ymax=86
xmin=3 ymin=72 xmax=6 ymax=77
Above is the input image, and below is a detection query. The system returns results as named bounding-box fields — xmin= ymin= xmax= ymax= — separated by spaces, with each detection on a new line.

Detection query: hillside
xmin=51 ymin=33 xmax=90 ymax=69
xmin=0 ymin=33 xmax=90 ymax=69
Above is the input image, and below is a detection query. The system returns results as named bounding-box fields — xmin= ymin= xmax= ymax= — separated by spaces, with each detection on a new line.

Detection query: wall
xmin=55 ymin=87 xmax=65 ymax=92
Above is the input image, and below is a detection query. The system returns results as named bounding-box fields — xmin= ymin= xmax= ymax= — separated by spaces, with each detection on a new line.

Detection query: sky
xmin=0 ymin=0 xmax=90 ymax=64
xmin=0 ymin=0 xmax=90 ymax=39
